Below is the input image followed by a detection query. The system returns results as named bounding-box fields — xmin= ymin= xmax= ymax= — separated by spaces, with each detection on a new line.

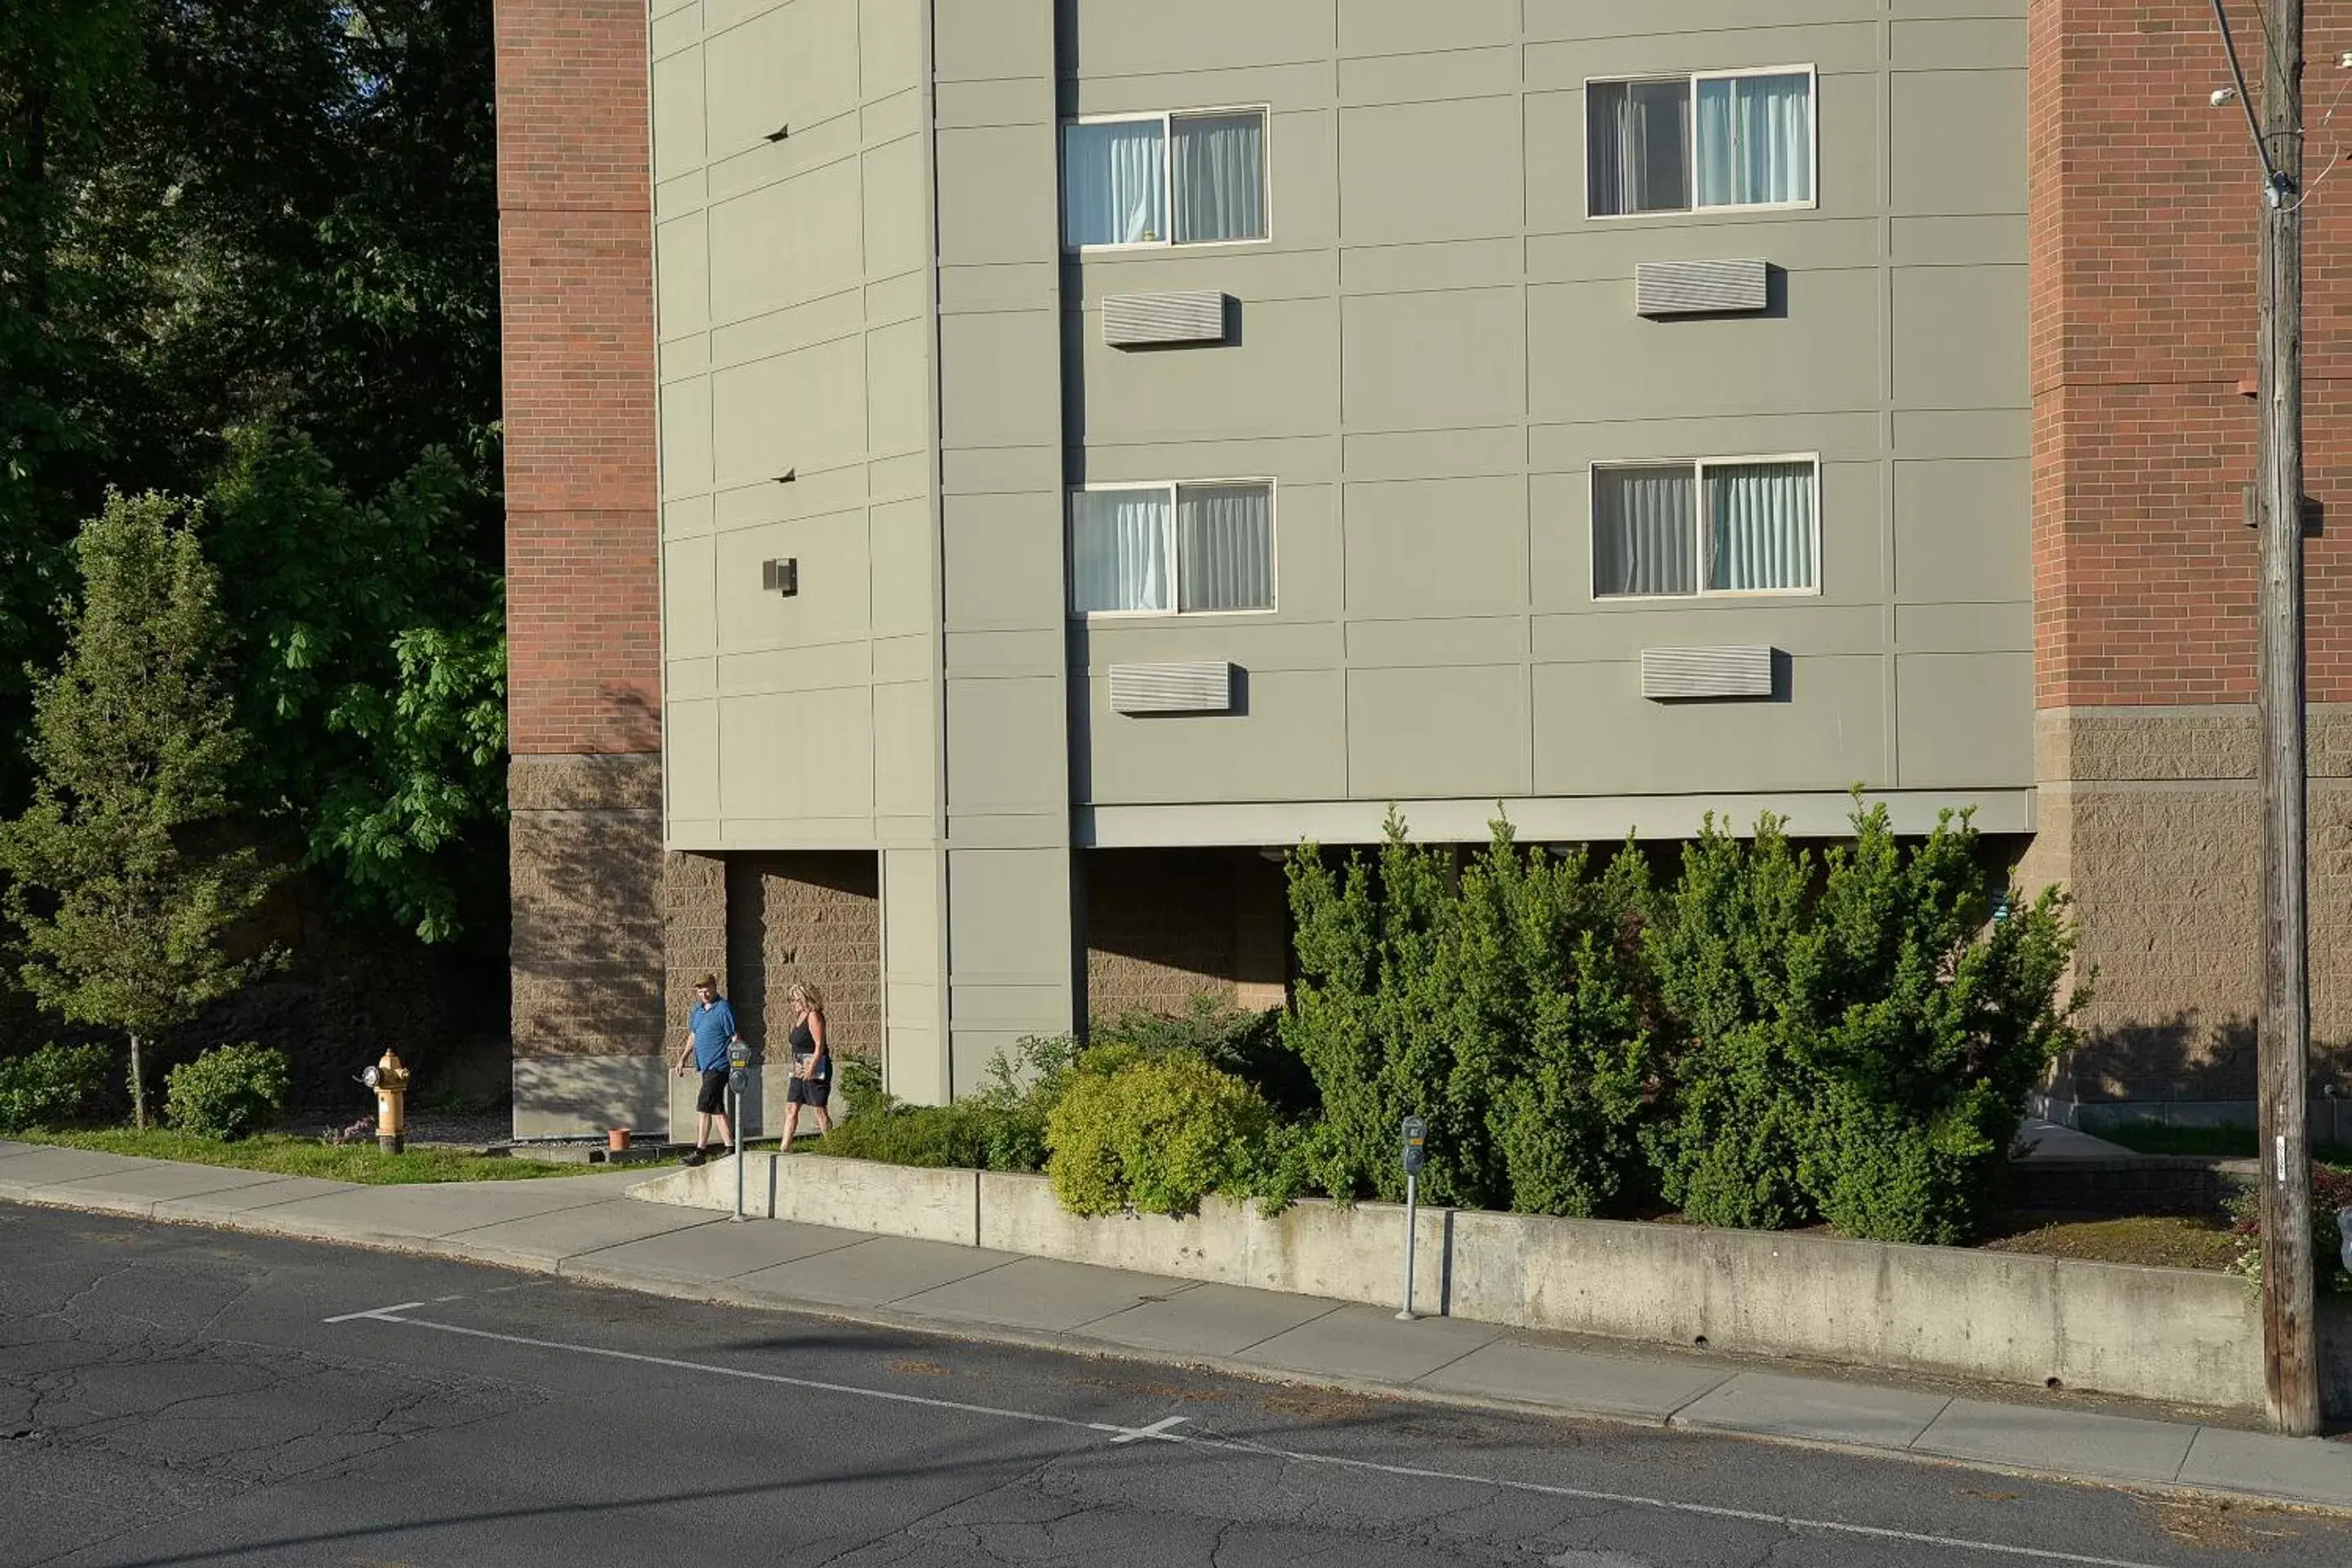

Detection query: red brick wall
xmin=496 ymin=0 xmax=660 ymax=755
xmin=2031 ymin=0 xmax=2352 ymax=708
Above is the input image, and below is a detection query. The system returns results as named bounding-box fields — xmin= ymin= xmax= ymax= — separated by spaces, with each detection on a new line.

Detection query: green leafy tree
xmin=2 ymin=3 xmax=507 ymax=946
xmin=0 ymin=2 xmax=154 ymax=802
xmin=203 ymin=425 xmax=506 ymax=940
xmin=0 ymin=493 xmax=282 ymax=1125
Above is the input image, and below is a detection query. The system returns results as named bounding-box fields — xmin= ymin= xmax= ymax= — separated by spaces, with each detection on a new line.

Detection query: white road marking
xmin=321 ymin=1300 xmax=429 ymax=1324
xmin=328 ymin=1307 xmax=2181 ymax=1568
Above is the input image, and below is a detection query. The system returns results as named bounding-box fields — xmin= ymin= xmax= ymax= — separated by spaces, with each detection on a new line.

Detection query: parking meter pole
xmin=1396 ymin=1169 xmax=1419 ymax=1321
xmin=732 ymin=1083 xmax=746 ymax=1222
xmin=727 ymin=1041 xmax=751 ymax=1223
xmin=1396 ymin=1114 xmax=1428 ymax=1322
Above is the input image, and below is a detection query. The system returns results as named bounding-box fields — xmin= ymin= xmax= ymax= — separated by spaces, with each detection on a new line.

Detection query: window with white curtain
xmin=1070 ymin=482 xmax=1274 ymax=614
xmin=1062 ymin=109 xmax=1267 ymax=249
xmin=1587 ymin=69 xmax=1815 ymax=217
xmin=1591 ymin=458 xmax=1818 ymax=599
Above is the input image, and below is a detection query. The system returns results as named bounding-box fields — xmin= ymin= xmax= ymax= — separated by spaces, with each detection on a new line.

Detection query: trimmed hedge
xmin=1285 ymin=800 xmax=2084 ymax=1242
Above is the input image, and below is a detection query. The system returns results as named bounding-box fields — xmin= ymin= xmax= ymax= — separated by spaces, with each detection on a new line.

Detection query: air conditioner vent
xmin=1110 ymin=661 xmax=1234 ymax=714
xmin=1102 ymin=291 xmax=1227 ymax=347
xmin=1635 ymin=258 xmax=1769 ymax=317
xmin=1640 ymin=646 xmax=1775 ymax=701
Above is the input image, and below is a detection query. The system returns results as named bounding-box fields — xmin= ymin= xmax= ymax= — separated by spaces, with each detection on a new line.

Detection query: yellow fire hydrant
xmin=361 ymin=1049 xmax=410 ymax=1155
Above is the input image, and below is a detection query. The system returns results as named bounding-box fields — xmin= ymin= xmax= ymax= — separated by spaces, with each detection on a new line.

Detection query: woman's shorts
xmin=786 ymin=1061 xmax=831 ymax=1106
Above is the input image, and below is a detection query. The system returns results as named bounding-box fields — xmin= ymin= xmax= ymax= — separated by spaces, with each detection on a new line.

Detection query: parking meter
xmin=727 ymin=1040 xmax=751 ymax=1220
xmin=1396 ymin=1115 xmax=1428 ymax=1321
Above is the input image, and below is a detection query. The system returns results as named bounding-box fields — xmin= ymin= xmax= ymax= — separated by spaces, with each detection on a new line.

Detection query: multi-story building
xmin=497 ymin=0 xmax=2352 ymax=1137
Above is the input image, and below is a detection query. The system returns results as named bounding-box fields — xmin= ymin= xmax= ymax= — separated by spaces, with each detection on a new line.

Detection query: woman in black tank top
xmin=780 ymin=981 xmax=834 ymax=1152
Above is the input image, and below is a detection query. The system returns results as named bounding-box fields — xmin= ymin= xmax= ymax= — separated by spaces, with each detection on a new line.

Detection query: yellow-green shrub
xmin=1045 ymin=1053 xmax=1272 ymax=1217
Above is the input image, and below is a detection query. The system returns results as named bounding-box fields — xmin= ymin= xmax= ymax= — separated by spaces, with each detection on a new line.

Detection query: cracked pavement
xmin=6 ymin=1205 xmax=2351 ymax=1566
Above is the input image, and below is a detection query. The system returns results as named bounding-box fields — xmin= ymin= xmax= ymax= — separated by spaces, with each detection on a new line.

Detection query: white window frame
xmin=1067 ymin=479 xmax=1280 ymax=618
xmin=1588 ymin=454 xmax=1823 ymax=601
xmin=1059 ymin=105 xmax=1274 ymax=253
xmin=1584 ymin=65 xmax=1820 ymax=220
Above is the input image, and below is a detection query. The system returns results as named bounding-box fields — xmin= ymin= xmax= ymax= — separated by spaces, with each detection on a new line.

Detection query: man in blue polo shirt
xmin=670 ymin=973 xmax=739 ymax=1165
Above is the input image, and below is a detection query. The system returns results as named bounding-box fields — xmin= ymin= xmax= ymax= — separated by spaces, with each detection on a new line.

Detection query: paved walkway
xmin=2011 ymin=1117 xmax=2138 ymax=1160
xmin=6 ymin=1137 xmax=2349 ymax=1513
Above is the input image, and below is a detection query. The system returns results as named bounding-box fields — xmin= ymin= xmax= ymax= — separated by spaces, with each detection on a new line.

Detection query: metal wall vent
xmin=1635 ymin=258 xmax=1769 ymax=318
xmin=1110 ymin=661 xmax=1234 ymax=714
xmin=1640 ymin=646 xmax=1775 ymax=701
xmin=1102 ymin=291 xmax=1227 ymax=347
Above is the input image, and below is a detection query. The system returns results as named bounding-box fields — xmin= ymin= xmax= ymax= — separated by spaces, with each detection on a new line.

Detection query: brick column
xmin=497 ymin=0 xmax=672 ymax=1133
xmin=2025 ymin=2 xmax=2352 ymax=1116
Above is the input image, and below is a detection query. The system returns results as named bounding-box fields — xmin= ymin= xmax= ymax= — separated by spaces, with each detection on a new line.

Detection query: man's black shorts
xmin=696 ymin=1068 xmax=729 ymax=1116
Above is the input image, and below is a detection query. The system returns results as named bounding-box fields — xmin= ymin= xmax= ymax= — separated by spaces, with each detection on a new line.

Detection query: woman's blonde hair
xmin=786 ymin=980 xmax=826 ymax=1013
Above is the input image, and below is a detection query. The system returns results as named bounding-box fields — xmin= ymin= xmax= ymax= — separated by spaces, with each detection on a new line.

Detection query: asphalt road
xmin=6 ymin=1205 xmax=2350 ymax=1568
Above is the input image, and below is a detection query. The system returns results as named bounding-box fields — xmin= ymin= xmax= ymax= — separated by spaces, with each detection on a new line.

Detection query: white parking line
xmin=324 ymin=1307 xmax=2174 ymax=1568
xmin=321 ymin=1300 xmax=429 ymax=1324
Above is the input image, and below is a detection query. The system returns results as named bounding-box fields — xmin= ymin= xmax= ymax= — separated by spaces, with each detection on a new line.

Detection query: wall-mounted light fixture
xmin=762 ymin=559 xmax=799 ymax=597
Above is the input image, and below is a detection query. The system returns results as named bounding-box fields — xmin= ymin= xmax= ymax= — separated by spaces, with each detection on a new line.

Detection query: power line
xmin=2211 ymin=0 xmax=2291 ymax=197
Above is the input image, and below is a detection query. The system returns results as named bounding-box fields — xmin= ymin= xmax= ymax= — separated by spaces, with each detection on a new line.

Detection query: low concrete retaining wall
xmin=1445 ymin=1210 xmax=2261 ymax=1409
xmin=630 ymin=1153 xmax=978 ymax=1245
xmin=630 ymin=1152 xmax=2283 ymax=1412
xmin=977 ymin=1171 xmax=1448 ymax=1310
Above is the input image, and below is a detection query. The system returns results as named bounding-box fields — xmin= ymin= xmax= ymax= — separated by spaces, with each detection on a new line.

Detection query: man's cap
xmin=694 ymin=973 xmax=719 ymax=991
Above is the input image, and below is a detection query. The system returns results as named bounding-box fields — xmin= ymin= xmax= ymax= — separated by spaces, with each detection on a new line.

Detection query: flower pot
xmin=608 ymin=1128 xmax=631 ymax=1152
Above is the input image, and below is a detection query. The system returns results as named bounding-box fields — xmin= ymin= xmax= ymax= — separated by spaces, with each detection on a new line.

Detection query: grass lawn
xmin=2092 ymin=1121 xmax=2352 ymax=1165
xmin=1979 ymin=1211 xmax=2242 ymax=1272
xmin=12 ymin=1128 xmax=600 ymax=1185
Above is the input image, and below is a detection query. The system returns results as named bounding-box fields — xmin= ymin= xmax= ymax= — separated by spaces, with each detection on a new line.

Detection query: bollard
xmin=1396 ymin=1115 xmax=1427 ymax=1321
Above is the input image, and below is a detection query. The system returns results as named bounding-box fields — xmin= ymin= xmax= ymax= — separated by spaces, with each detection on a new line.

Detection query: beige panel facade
xmin=640 ymin=0 xmax=2047 ymax=1111
xmin=1054 ymin=1 xmax=2030 ymax=817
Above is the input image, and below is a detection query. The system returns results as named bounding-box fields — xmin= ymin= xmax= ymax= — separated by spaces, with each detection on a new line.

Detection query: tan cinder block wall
xmin=2021 ymin=710 xmax=2352 ymax=1102
xmin=510 ymin=755 xmax=666 ymax=1060
xmin=1085 ymin=849 xmax=1288 ymax=1022
xmin=662 ymin=847 xmax=728 ymax=1042
xmin=724 ymin=853 xmax=882 ymax=1062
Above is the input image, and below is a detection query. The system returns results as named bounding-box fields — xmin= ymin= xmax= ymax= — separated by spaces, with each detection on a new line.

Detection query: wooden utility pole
xmin=2253 ymin=0 xmax=2319 ymax=1437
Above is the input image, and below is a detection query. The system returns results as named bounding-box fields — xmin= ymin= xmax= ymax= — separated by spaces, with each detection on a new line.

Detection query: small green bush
xmin=0 ymin=1044 xmax=113 ymax=1132
xmin=835 ymin=1054 xmax=886 ymax=1116
xmin=817 ymin=1101 xmax=1004 ymax=1169
xmin=1045 ymin=1052 xmax=1274 ymax=1217
xmin=164 ymin=1043 xmax=289 ymax=1140
xmin=814 ymin=1039 xmax=1074 ymax=1172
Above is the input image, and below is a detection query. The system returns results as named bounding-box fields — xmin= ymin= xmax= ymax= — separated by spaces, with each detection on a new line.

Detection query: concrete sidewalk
xmin=7 ymin=1138 xmax=2350 ymax=1513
